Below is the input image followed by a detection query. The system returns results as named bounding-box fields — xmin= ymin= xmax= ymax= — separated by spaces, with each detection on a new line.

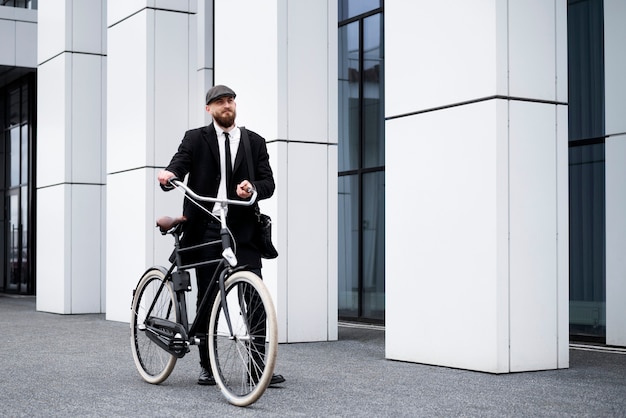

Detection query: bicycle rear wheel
xmin=208 ymin=271 xmax=278 ymax=407
xmin=130 ymin=267 xmax=178 ymax=384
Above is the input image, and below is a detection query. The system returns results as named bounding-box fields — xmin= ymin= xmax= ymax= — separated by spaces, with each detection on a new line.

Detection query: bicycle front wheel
xmin=130 ymin=267 xmax=178 ymax=384
xmin=208 ymin=270 xmax=278 ymax=407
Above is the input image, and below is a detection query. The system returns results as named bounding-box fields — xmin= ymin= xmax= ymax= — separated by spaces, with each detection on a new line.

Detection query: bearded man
xmin=157 ymin=85 xmax=285 ymax=387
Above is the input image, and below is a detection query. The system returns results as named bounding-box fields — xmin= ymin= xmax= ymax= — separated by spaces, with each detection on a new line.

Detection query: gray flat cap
xmin=205 ymin=85 xmax=236 ymax=104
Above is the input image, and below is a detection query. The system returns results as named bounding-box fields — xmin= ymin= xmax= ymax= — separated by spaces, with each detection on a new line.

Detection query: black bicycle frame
xmin=143 ymin=227 xmax=248 ymax=354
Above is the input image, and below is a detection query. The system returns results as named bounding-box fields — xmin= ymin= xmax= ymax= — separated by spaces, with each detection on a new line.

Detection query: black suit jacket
xmin=164 ymin=123 xmax=275 ymax=267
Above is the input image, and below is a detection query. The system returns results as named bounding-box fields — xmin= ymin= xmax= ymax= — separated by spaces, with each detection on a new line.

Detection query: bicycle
xmin=130 ymin=179 xmax=278 ymax=407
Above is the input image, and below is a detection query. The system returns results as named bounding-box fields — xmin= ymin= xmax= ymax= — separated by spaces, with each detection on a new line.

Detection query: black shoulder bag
xmin=240 ymin=127 xmax=279 ymax=259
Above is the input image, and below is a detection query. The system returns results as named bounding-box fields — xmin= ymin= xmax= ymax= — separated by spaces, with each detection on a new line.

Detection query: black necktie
xmin=224 ymin=132 xmax=233 ymax=193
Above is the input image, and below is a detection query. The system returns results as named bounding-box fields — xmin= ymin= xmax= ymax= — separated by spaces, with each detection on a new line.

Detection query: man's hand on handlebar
xmin=158 ymin=170 xmax=177 ymax=189
xmin=236 ymin=180 xmax=255 ymax=199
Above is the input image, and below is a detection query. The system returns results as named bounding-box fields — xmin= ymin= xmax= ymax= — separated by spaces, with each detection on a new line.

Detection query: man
xmin=157 ymin=84 xmax=285 ymax=386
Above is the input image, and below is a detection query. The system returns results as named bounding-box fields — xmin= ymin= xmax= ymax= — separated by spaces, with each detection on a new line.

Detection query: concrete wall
xmin=105 ymin=1 xmax=196 ymax=322
xmin=385 ymin=0 xmax=569 ymax=372
xmin=36 ymin=0 xmax=106 ymax=314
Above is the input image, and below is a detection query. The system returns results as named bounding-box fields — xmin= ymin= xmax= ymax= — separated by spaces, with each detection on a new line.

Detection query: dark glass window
xmin=338 ymin=1 xmax=385 ymax=322
xmin=339 ymin=0 xmax=381 ymax=21
xmin=567 ymin=0 xmax=606 ymax=341
xmin=1 ymin=74 xmax=35 ymax=294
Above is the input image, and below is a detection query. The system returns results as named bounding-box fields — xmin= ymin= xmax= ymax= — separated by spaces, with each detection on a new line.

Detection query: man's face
xmin=206 ymin=96 xmax=236 ymax=128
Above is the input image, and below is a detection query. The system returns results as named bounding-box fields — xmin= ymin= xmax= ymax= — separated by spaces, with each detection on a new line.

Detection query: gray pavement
xmin=1 ymin=294 xmax=625 ymax=417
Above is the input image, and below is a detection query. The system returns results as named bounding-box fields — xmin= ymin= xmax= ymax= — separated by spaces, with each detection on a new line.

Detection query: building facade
xmin=1 ymin=0 xmax=625 ymax=373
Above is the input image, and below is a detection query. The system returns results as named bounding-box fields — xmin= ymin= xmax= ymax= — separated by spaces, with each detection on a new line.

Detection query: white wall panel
xmin=495 ymin=0 xmax=509 ymax=95
xmin=604 ymin=0 xmax=626 ymax=135
xmin=286 ymin=1 xmax=331 ymax=142
xmin=508 ymin=101 xmax=558 ymax=371
xmin=106 ymin=169 xmax=149 ymax=322
xmin=285 ymin=143 xmax=331 ymax=342
xmin=385 ymin=1 xmax=497 ymax=117
xmin=267 ymin=141 xmax=287 ymax=341
xmin=214 ymin=0 xmax=279 ymax=139
xmin=107 ymin=11 xmax=149 ymax=173
xmin=556 ymin=0 xmax=568 ymax=103
xmin=154 ymin=0 xmax=191 ymax=12
xmin=108 ymin=0 xmax=147 ymax=27
xmin=37 ymin=0 xmax=67 ymax=62
xmin=36 ymin=186 xmax=69 ymax=313
xmin=0 ymin=20 xmax=14 ymax=65
xmin=37 ymin=56 xmax=68 ymax=187
xmin=153 ymin=11 xmax=191 ymax=166
xmin=72 ymin=54 xmax=105 ymax=183
xmin=326 ymin=144 xmax=339 ymax=340
xmin=386 ymin=101 xmax=505 ymax=373
xmin=70 ymin=185 xmax=105 ymax=313
xmin=15 ymin=21 xmax=37 ymax=68
xmin=154 ymin=0 xmax=194 ymax=13
xmin=604 ymin=0 xmax=626 ymax=348
xmin=556 ymin=105 xmax=569 ymax=368
xmin=196 ymin=0 xmax=213 ymax=126
xmin=72 ymin=0 xmax=106 ymax=54
xmin=606 ymin=135 xmax=626 ymax=346
xmin=508 ymin=0 xmax=556 ymax=100
xmin=0 ymin=3 xmax=35 ymax=20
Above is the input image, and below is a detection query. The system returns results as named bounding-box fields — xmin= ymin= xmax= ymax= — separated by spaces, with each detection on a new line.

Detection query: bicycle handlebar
xmin=169 ymin=178 xmax=258 ymax=207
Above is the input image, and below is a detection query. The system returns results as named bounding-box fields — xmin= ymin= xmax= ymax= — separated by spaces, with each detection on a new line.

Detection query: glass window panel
xmin=21 ymin=124 xmax=28 ymax=183
xmin=338 ymin=175 xmax=359 ymax=317
xmin=361 ymin=172 xmax=385 ymax=320
xmin=0 ymin=129 xmax=4 ymax=188
xmin=10 ymin=126 xmax=20 ymax=187
xmin=8 ymin=88 xmax=19 ymax=126
xmin=339 ymin=0 xmax=381 ymax=21
xmin=21 ymin=84 xmax=28 ymax=124
xmin=567 ymin=0 xmax=606 ymax=340
xmin=339 ymin=22 xmax=361 ymax=172
xmin=567 ymin=0 xmax=605 ymax=141
xmin=7 ymin=193 xmax=19 ymax=290
xmin=20 ymin=186 xmax=28 ymax=291
xmin=362 ymin=14 xmax=384 ymax=168
xmin=569 ymin=144 xmax=605 ymax=337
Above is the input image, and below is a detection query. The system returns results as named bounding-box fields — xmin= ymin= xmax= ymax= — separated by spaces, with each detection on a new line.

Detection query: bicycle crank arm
xmin=144 ymin=317 xmax=190 ymax=358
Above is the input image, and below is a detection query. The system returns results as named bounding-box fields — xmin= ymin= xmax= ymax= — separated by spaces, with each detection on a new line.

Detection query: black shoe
xmin=249 ymin=373 xmax=285 ymax=386
xmin=198 ymin=367 xmax=216 ymax=386
xmin=270 ymin=374 xmax=285 ymax=385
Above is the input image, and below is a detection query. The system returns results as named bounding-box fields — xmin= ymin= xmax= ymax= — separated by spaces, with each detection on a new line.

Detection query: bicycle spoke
xmin=209 ymin=271 xmax=277 ymax=406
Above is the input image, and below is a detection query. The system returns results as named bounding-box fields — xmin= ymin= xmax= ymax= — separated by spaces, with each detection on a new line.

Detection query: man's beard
xmin=213 ymin=110 xmax=236 ymax=129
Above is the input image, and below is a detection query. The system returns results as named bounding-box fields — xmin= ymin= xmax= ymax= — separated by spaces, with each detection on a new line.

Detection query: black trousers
xmin=195 ymin=224 xmax=265 ymax=372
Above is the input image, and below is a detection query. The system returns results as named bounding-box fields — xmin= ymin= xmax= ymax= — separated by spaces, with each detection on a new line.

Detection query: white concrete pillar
xmin=105 ymin=2 xmax=197 ymax=321
xmin=604 ymin=0 xmax=626 ymax=347
xmin=212 ymin=0 xmax=338 ymax=342
xmin=36 ymin=0 xmax=106 ymax=314
xmin=385 ymin=0 xmax=569 ymax=372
